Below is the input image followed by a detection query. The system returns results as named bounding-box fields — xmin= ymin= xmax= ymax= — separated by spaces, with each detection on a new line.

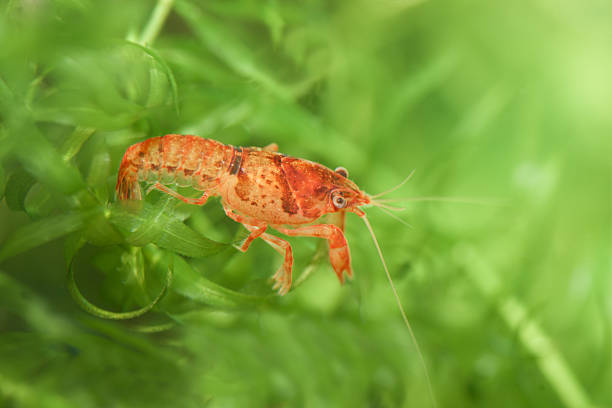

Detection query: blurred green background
xmin=0 ymin=0 xmax=610 ymax=407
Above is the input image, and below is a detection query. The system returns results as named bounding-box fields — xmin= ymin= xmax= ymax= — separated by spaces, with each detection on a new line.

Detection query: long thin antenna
xmin=361 ymin=214 xmax=437 ymax=408
xmin=376 ymin=196 xmax=504 ymax=206
xmin=371 ymin=169 xmax=416 ymax=199
xmin=373 ymin=201 xmax=406 ymax=212
xmin=374 ymin=206 xmax=413 ymax=229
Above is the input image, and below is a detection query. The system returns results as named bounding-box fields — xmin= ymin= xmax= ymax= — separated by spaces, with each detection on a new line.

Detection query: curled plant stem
xmin=139 ymin=0 xmax=175 ymax=46
xmin=133 ymin=321 xmax=176 ymax=333
xmin=67 ymin=250 xmax=173 ymax=320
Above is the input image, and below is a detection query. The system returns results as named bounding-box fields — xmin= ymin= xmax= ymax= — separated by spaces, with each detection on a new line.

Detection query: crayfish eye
xmin=332 ymin=192 xmax=347 ymax=209
xmin=334 ymin=166 xmax=349 ymax=178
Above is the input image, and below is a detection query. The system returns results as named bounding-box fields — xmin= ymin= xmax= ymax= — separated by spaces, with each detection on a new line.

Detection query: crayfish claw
xmin=329 ymin=246 xmax=352 ymax=284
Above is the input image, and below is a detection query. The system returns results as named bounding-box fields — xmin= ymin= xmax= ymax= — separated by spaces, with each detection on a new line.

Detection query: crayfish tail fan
xmin=115 ymin=168 xmax=142 ymax=201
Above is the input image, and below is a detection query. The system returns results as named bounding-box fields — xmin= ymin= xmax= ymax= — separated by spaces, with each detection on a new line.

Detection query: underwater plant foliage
xmin=0 ymin=1 xmax=610 ymax=407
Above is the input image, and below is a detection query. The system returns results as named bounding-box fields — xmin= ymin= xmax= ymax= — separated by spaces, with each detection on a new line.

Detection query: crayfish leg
xmin=222 ymin=205 xmax=293 ymax=295
xmin=222 ymin=205 xmax=268 ymax=252
xmin=273 ymin=224 xmax=353 ymax=284
xmin=147 ymin=182 xmax=210 ymax=205
xmin=259 ymin=233 xmax=293 ymax=295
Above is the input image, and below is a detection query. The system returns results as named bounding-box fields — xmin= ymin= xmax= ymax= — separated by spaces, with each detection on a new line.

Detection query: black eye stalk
xmin=334 ymin=166 xmax=349 ymax=178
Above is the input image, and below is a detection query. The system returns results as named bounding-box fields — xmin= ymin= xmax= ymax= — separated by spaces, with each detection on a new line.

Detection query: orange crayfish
xmin=115 ymin=134 xmax=390 ymax=295
xmin=116 ymin=134 xmax=437 ymax=405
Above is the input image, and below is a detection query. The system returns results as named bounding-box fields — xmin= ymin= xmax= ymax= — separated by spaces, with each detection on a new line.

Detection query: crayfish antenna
xmin=375 ymin=196 xmax=505 ymax=206
xmin=371 ymin=169 xmax=416 ymax=199
xmin=372 ymin=205 xmax=413 ymax=229
xmin=360 ymin=213 xmax=437 ymax=408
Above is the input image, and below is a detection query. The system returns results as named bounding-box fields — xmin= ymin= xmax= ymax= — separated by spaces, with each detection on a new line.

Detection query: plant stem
xmin=139 ymin=0 xmax=175 ymax=46
xmin=455 ymin=245 xmax=595 ymax=408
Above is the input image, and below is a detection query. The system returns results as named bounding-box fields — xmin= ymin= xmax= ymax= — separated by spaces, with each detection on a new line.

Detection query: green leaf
xmin=108 ymin=199 xmax=171 ymax=246
xmin=82 ymin=209 xmax=124 ymax=246
xmin=22 ymin=139 xmax=85 ymax=196
xmin=247 ymin=99 xmax=366 ymax=169
xmin=3 ymin=170 xmax=36 ymax=211
xmin=175 ymin=1 xmax=292 ymax=100
xmin=172 ymin=255 xmax=265 ymax=308
xmin=108 ymin=199 xmax=229 ymax=256
xmin=60 ymin=127 xmax=96 ymax=162
xmin=154 ymin=217 xmax=228 ymax=257
xmin=33 ymin=106 xmax=143 ymax=131
xmin=0 ymin=210 xmax=95 ymax=262
xmin=0 ymin=164 xmax=7 ymax=201
xmin=0 ymin=271 xmax=73 ymax=340
xmin=125 ymin=40 xmax=180 ymax=115
xmin=0 ymin=77 xmax=85 ymax=195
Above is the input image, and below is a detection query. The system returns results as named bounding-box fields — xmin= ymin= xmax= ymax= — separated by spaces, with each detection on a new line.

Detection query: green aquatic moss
xmin=0 ymin=1 xmax=610 ymax=407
